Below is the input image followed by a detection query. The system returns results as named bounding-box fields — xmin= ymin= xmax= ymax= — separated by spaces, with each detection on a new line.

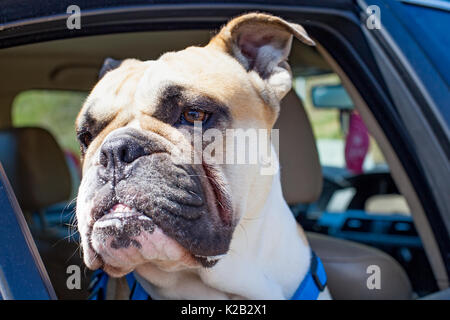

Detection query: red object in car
xmin=345 ymin=112 xmax=369 ymax=174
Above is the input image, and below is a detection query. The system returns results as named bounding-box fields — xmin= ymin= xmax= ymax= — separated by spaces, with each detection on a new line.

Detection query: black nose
xmin=100 ymin=135 xmax=147 ymax=169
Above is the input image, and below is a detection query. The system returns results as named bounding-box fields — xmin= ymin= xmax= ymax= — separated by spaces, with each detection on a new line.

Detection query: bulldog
xmin=75 ymin=12 xmax=330 ymax=299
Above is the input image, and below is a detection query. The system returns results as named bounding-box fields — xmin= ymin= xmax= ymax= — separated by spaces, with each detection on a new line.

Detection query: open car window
xmin=13 ymin=90 xmax=87 ymax=157
xmin=294 ymin=73 xmax=408 ymax=216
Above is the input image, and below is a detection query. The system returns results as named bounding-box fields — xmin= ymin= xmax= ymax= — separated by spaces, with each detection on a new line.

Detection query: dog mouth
xmin=91 ymin=195 xmax=227 ymax=269
xmin=94 ymin=204 xmax=155 ymax=246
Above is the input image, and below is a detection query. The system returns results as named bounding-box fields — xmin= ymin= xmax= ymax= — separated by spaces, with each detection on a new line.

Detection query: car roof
xmin=0 ymin=0 xmax=354 ymax=25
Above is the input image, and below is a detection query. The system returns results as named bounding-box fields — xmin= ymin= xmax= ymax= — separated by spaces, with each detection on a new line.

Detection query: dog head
xmin=75 ymin=13 xmax=314 ymax=277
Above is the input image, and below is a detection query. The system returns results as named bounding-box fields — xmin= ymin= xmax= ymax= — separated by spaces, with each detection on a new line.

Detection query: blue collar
xmin=88 ymin=250 xmax=327 ymax=300
xmin=290 ymin=250 xmax=327 ymax=300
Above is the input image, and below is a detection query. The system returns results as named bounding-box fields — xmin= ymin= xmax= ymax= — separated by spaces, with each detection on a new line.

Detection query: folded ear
xmin=209 ymin=13 xmax=315 ymax=104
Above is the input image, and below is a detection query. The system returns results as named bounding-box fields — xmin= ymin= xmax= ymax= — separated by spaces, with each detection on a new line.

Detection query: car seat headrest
xmin=274 ymin=90 xmax=323 ymax=204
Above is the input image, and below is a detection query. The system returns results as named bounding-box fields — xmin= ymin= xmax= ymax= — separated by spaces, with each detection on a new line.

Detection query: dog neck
xmin=134 ymin=164 xmax=311 ymax=300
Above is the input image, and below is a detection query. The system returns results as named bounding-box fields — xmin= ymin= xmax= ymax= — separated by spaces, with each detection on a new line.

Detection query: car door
xmin=357 ymin=0 xmax=450 ymax=289
xmin=0 ymin=0 xmax=448 ymax=299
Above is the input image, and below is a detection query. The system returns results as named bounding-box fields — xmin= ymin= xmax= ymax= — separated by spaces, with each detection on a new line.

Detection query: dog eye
xmin=181 ymin=109 xmax=209 ymax=125
xmin=77 ymin=131 xmax=93 ymax=152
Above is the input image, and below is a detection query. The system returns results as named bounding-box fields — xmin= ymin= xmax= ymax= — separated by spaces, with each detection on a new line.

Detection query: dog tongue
xmin=108 ymin=203 xmax=135 ymax=214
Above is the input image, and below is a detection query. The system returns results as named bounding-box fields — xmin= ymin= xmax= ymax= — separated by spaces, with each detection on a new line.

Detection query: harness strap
xmin=125 ymin=272 xmax=152 ymax=300
xmin=88 ymin=270 xmax=151 ymax=300
xmin=290 ymin=250 xmax=327 ymax=300
xmin=87 ymin=270 xmax=109 ymax=300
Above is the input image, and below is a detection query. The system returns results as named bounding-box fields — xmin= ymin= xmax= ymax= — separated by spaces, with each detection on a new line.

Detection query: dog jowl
xmin=75 ymin=12 xmax=315 ymax=297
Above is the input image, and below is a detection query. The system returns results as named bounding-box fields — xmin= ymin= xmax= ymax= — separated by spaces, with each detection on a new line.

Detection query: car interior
xmin=0 ymin=29 xmax=445 ymax=299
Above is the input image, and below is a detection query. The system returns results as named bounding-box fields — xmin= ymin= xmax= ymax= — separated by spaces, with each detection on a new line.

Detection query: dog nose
xmin=100 ymin=135 xmax=147 ymax=169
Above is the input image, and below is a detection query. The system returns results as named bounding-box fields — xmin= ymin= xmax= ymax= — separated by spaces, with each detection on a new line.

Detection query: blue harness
xmin=88 ymin=270 xmax=152 ymax=300
xmin=88 ymin=250 xmax=327 ymax=300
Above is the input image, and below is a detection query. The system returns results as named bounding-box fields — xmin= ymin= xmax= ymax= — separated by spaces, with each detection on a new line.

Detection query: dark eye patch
xmin=77 ymin=130 xmax=93 ymax=153
xmin=76 ymin=109 xmax=112 ymax=154
xmin=150 ymin=85 xmax=184 ymax=124
xmin=151 ymin=85 xmax=231 ymax=130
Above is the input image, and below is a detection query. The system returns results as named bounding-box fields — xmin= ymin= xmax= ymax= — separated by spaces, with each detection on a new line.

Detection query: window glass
xmin=294 ymin=74 xmax=386 ymax=172
xmin=13 ymin=90 xmax=87 ymax=156
xmin=293 ymin=74 xmax=409 ymax=216
xmin=12 ymin=90 xmax=87 ymax=199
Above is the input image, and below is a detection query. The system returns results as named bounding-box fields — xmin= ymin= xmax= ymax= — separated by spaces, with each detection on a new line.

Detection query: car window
xmin=12 ymin=90 xmax=87 ymax=156
xmin=291 ymin=72 xmax=438 ymax=295
xmin=294 ymin=73 xmax=387 ymax=172
xmin=293 ymin=73 xmax=409 ymax=216
xmin=12 ymin=90 xmax=87 ymax=201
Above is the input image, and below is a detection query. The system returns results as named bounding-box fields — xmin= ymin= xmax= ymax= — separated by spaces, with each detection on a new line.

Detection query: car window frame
xmin=0 ymin=0 xmax=447 ymax=293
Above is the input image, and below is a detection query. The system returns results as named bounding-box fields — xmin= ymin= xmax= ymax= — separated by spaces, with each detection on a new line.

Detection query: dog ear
xmin=209 ymin=13 xmax=315 ymax=103
xmin=98 ymin=57 xmax=123 ymax=79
